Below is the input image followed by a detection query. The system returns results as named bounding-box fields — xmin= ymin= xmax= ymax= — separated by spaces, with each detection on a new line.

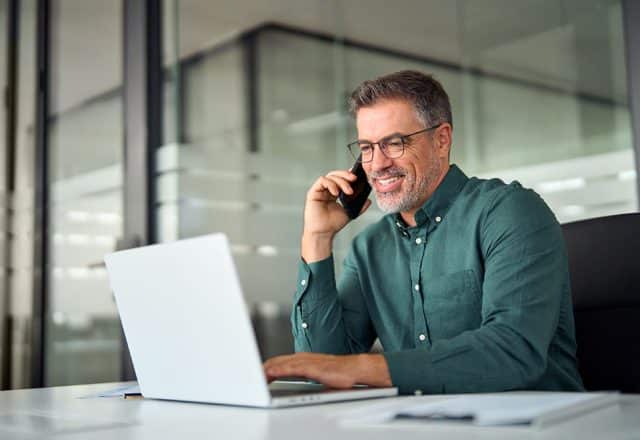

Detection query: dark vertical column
xmin=122 ymin=0 xmax=163 ymax=381
xmin=1 ymin=0 xmax=19 ymax=391
xmin=5 ymin=0 xmax=17 ymax=194
xmin=31 ymin=0 xmax=49 ymax=388
xmin=177 ymin=66 xmax=187 ymax=144
xmin=623 ymin=0 xmax=640 ymax=202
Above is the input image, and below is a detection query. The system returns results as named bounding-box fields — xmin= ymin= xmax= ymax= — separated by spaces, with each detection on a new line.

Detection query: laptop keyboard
xmin=269 ymin=381 xmax=327 ymax=397
xmin=270 ymin=388 xmax=323 ymax=397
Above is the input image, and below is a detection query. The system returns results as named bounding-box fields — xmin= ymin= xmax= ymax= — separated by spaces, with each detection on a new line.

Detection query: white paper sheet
xmin=338 ymin=392 xmax=619 ymax=428
xmin=78 ymin=384 xmax=141 ymax=399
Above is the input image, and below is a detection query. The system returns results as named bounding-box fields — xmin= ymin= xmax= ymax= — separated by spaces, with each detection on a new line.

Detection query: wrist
xmin=355 ymin=354 xmax=392 ymax=387
xmin=301 ymin=232 xmax=334 ymax=263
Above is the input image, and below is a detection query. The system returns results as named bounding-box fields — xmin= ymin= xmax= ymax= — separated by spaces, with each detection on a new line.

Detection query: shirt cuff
xmin=383 ymin=344 xmax=471 ymax=394
xmin=383 ymin=350 xmax=444 ymax=395
xmin=293 ymin=255 xmax=336 ymax=305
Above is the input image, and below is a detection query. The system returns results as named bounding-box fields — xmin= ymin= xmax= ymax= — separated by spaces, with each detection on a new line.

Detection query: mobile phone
xmin=338 ymin=156 xmax=372 ymax=220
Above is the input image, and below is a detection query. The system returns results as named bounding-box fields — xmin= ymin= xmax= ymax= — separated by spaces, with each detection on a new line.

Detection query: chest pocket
xmin=424 ymin=269 xmax=482 ymax=340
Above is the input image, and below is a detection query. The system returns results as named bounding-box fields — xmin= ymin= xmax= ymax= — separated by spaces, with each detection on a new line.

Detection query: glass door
xmin=0 ymin=0 xmax=9 ymax=388
xmin=45 ymin=0 xmax=124 ymax=386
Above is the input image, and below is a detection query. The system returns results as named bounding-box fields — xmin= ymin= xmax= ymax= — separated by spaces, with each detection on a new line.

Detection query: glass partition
xmin=161 ymin=0 xmax=637 ymax=360
xmin=7 ymin=0 xmax=37 ymax=390
xmin=0 ymin=0 xmax=633 ymax=388
xmin=0 ymin=0 xmax=8 ymax=387
xmin=45 ymin=0 xmax=124 ymax=386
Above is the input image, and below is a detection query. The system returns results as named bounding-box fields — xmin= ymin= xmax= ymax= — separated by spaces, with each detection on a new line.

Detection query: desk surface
xmin=1 ymin=382 xmax=639 ymax=440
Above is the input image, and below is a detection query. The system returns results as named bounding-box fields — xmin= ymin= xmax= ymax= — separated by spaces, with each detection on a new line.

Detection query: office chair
xmin=561 ymin=212 xmax=640 ymax=393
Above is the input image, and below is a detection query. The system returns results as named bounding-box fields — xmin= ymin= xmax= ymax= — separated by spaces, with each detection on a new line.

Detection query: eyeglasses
xmin=347 ymin=124 xmax=442 ymax=163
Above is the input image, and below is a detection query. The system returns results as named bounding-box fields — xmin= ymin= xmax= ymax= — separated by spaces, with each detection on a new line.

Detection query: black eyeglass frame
xmin=347 ymin=123 xmax=443 ymax=163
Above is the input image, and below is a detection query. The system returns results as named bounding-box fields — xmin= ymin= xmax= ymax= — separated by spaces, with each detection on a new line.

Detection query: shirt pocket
xmin=424 ymin=269 xmax=482 ymax=340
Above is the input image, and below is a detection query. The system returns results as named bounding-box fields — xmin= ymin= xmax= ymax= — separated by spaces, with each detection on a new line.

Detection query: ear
xmin=434 ymin=123 xmax=452 ymax=159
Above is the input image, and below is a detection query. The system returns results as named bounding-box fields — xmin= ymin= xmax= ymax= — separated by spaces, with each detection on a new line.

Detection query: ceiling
xmin=173 ymin=0 xmax=626 ymax=98
xmin=45 ymin=0 xmax=627 ymax=114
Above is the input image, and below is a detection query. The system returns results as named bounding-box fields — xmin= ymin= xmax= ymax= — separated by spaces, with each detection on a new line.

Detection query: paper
xmin=79 ymin=384 xmax=141 ymax=399
xmin=338 ymin=392 xmax=619 ymax=428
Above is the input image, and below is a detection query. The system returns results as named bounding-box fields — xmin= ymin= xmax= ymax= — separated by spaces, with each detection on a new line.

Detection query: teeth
xmin=378 ymin=177 xmax=400 ymax=185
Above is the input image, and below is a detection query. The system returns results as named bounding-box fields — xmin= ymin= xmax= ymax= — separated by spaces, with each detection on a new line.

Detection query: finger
xmin=264 ymin=364 xmax=288 ymax=383
xmin=263 ymin=354 xmax=296 ymax=370
xmin=265 ymin=371 xmax=278 ymax=383
xmin=323 ymin=175 xmax=355 ymax=195
xmin=319 ymin=176 xmax=342 ymax=197
xmin=307 ymin=178 xmax=338 ymax=201
xmin=311 ymin=176 xmax=349 ymax=198
xmin=265 ymin=353 xmax=326 ymax=379
xmin=264 ymin=354 xmax=302 ymax=373
xmin=265 ymin=360 xmax=307 ymax=380
xmin=327 ymin=170 xmax=357 ymax=181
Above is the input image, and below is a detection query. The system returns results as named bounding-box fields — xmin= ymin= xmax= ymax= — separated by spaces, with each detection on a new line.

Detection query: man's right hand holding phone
xmin=301 ymin=169 xmax=371 ymax=263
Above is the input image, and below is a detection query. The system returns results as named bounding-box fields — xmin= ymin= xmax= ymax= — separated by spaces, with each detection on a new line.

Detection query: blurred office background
xmin=1 ymin=0 xmax=639 ymax=389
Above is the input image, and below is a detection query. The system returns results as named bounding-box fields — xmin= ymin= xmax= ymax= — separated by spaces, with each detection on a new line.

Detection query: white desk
xmin=1 ymin=382 xmax=639 ymax=439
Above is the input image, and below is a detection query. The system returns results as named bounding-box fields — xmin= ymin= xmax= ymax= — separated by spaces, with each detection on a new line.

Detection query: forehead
xmin=355 ymin=99 xmax=422 ymax=140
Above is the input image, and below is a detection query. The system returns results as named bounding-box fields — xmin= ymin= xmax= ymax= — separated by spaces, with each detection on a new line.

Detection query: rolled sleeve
xmin=293 ymin=256 xmax=336 ymax=306
xmin=292 ymin=256 xmax=335 ymax=351
xmin=290 ymin=252 xmax=374 ymax=355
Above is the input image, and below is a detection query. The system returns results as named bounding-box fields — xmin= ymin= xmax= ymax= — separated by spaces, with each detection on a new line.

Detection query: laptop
xmin=104 ymin=233 xmax=397 ymax=408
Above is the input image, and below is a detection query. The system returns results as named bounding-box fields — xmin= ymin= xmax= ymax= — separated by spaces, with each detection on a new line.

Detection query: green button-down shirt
xmin=292 ymin=164 xmax=584 ymax=395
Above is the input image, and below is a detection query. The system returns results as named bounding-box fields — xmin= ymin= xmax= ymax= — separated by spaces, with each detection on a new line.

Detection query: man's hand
xmin=302 ymin=170 xmax=371 ymax=263
xmin=263 ymin=353 xmax=392 ymax=389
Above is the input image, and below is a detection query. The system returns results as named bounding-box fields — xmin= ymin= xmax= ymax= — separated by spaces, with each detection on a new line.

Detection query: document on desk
xmin=79 ymin=384 xmax=141 ymax=399
xmin=338 ymin=392 xmax=619 ymax=428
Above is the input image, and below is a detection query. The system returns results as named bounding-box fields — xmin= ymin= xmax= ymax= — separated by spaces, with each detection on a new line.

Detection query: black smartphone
xmin=338 ymin=156 xmax=372 ymax=219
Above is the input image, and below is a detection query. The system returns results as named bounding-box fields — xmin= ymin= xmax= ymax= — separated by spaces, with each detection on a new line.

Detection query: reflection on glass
xmin=160 ymin=0 xmax=637 ymax=360
xmin=0 ymin=0 xmax=8 ymax=387
xmin=46 ymin=0 xmax=123 ymax=386
xmin=9 ymin=0 xmax=38 ymax=389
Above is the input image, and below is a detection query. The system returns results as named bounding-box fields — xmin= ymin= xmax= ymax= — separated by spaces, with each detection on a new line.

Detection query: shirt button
xmin=415 ymin=237 xmax=422 ymax=245
xmin=301 ymin=322 xmax=308 ymax=329
xmin=435 ymin=216 xmax=442 ymax=223
xmin=419 ymin=334 xmax=426 ymax=341
xmin=300 ymin=279 xmax=306 ymax=286
xmin=414 ymin=284 xmax=420 ymax=291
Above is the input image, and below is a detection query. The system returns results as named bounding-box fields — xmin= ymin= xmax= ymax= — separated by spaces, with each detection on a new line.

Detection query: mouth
xmin=372 ymin=174 xmax=404 ymax=193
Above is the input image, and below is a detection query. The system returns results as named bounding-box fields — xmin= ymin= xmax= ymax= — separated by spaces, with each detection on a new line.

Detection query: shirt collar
xmin=394 ymin=164 xmax=469 ymax=229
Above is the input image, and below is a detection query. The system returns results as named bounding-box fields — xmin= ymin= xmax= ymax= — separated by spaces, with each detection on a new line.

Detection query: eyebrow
xmin=356 ymin=132 xmax=404 ymax=143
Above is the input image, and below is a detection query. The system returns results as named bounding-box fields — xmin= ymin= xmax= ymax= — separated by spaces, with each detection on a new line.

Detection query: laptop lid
xmin=104 ymin=233 xmax=272 ymax=407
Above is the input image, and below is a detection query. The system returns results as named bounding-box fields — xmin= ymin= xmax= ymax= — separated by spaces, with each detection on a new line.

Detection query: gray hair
xmin=348 ymin=70 xmax=452 ymax=129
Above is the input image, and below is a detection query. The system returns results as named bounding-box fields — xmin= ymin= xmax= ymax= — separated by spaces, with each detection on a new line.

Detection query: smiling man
xmin=263 ymin=71 xmax=584 ymax=394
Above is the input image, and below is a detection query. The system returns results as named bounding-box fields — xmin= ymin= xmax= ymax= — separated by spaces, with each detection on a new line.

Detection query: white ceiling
xmin=47 ymin=0 xmax=627 ymax=114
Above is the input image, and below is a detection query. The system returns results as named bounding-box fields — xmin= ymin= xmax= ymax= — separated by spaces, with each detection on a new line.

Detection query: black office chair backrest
xmin=562 ymin=212 xmax=640 ymax=393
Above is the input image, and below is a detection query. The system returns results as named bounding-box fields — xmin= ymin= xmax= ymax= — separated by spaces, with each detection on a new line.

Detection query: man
xmin=264 ymin=70 xmax=584 ymax=394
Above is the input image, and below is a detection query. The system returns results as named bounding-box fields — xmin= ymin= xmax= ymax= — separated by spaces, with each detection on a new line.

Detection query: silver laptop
xmin=104 ymin=233 xmax=397 ymax=407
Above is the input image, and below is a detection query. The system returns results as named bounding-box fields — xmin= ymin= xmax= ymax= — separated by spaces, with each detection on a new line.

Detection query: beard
xmin=369 ymin=158 xmax=442 ymax=214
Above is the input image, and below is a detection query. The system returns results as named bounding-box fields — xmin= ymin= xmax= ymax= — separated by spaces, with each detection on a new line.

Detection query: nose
xmin=368 ymin=145 xmax=394 ymax=173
